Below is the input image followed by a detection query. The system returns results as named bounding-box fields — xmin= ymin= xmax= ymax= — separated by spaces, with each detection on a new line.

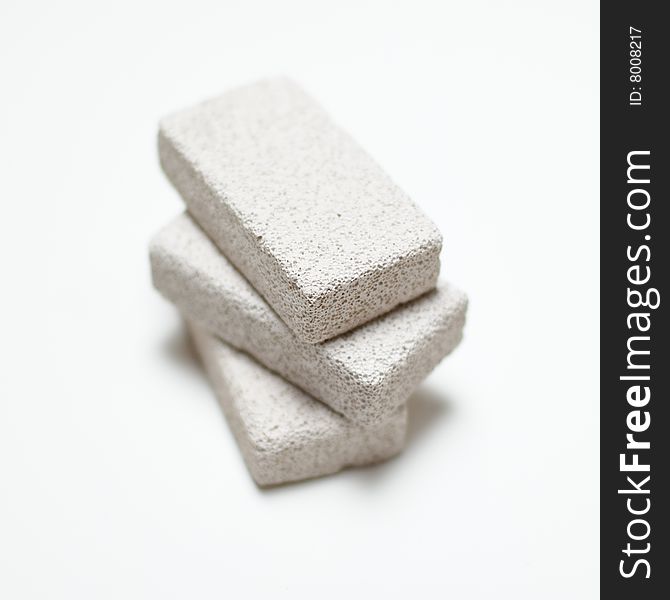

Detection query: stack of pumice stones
xmin=150 ymin=78 xmax=468 ymax=486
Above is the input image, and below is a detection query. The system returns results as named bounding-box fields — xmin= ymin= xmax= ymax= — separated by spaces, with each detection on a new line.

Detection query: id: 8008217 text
xmin=629 ymin=27 xmax=643 ymax=106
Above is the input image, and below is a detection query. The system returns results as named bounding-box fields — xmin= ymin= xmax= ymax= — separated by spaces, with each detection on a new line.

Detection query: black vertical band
xmin=601 ymin=3 xmax=669 ymax=596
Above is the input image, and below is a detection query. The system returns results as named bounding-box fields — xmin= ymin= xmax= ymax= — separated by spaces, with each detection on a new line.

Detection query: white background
xmin=0 ymin=1 xmax=599 ymax=598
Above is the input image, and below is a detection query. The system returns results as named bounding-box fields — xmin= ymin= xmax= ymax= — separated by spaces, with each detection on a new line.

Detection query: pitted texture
xmin=151 ymin=214 xmax=467 ymax=425
xmin=188 ymin=322 xmax=407 ymax=486
xmin=159 ymin=77 xmax=442 ymax=343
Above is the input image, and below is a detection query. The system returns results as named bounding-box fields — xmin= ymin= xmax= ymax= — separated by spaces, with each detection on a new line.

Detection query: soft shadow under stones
xmin=344 ymin=386 xmax=453 ymax=487
xmin=161 ymin=320 xmax=203 ymax=376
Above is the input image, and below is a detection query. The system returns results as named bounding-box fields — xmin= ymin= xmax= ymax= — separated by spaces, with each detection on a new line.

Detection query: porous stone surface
xmin=159 ymin=77 xmax=442 ymax=343
xmin=188 ymin=322 xmax=407 ymax=486
xmin=150 ymin=214 xmax=467 ymax=425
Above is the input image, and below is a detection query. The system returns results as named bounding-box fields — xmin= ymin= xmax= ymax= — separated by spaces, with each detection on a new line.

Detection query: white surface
xmin=0 ymin=1 xmax=599 ymax=598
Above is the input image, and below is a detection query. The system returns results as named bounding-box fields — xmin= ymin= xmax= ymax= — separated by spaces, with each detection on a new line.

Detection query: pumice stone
xmin=150 ymin=213 xmax=467 ymax=425
xmin=159 ymin=77 xmax=443 ymax=343
xmin=187 ymin=321 xmax=407 ymax=487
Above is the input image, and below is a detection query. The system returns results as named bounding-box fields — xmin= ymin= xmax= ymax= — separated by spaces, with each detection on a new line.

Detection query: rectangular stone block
xmin=159 ymin=78 xmax=442 ymax=343
xmin=151 ymin=213 xmax=467 ymax=425
xmin=188 ymin=322 xmax=407 ymax=487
